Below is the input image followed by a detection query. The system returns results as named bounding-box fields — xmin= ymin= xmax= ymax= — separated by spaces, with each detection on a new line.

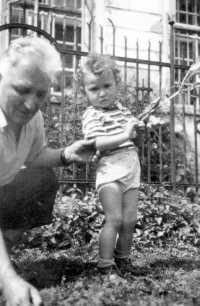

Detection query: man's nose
xmin=24 ymin=95 xmax=37 ymax=110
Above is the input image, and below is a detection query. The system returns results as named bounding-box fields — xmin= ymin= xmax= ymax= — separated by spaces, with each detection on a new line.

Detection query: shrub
xmin=20 ymin=185 xmax=200 ymax=251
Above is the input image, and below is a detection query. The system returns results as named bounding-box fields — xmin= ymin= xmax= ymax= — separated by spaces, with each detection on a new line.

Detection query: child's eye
xmin=104 ymin=84 xmax=111 ymax=88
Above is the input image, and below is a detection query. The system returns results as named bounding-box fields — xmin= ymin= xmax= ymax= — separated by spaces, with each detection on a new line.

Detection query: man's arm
xmin=25 ymin=139 xmax=97 ymax=168
xmin=0 ymin=229 xmax=43 ymax=306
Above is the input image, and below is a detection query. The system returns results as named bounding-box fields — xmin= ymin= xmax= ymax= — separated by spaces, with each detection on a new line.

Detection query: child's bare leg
xmin=115 ymin=188 xmax=139 ymax=257
xmin=98 ymin=182 xmax=123 ymax=260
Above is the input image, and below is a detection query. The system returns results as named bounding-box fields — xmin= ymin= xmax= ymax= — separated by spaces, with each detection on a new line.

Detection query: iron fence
xmin=0 ymin=9 xmax=200 ymax=203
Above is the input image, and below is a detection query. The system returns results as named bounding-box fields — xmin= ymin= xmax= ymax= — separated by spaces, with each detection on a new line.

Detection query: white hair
xmin=0 ymin=36 xmax=61 ymax=80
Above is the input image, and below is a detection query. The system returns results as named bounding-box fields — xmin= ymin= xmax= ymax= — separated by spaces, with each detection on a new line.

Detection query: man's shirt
xmin=0 ymin=108 xmax=46 ymax=186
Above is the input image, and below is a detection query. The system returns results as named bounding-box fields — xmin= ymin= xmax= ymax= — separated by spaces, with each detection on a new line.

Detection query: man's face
xmin=83 ymin=69 xmax=116 ymax=109
xmin=0 ymin=55 xmax=51 ymax=126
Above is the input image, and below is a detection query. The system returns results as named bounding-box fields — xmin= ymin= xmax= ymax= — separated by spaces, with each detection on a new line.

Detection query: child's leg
xmin=115 ymin=187 xmax=139 ymax=258
xmin=98 ymin=182 xmax=123 ymax=261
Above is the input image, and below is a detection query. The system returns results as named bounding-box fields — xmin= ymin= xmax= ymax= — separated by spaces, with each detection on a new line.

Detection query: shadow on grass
xmin=18 ymin=257 xmax=97 ymax=289
xmin=15 ymin=254 xmax=200 ymax=290
xmin=150 ymin=257 xmax=200 ymax=271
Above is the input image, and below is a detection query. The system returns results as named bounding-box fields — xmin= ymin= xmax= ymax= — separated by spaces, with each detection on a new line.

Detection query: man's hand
xmin=3 ymin=275 xmax=43 ymax=306
xmin=63 ymin=139 xmax=100 ymax=164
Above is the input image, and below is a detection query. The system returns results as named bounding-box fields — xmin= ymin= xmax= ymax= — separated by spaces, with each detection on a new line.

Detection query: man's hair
xmin=0 ymin=36 xmax=61 ymax=80
xmin=75 ymin=53 xmax=121 ymax=93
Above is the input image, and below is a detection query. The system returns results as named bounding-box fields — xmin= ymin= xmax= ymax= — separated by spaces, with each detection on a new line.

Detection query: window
xmin=10 ymin=9 xmax=27 ymax=39
xmin=176 ymin=0 xmax=200 ymax=26
xmin=53 ymin=0 xmax=81 ymax=9
xmin=54 ymin=18 xmax=82 ymax=93
xmin=54 ymin=19 xmax=81 ymax=46
xmin=175 ymin=0 xmax=200 ymax=105
xmin=39 ymin=0 xmax=49 ymax=4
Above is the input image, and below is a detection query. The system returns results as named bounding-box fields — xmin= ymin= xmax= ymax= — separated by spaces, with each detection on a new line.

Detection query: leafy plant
xmin=20 ymin=185 xmax=200 ymax=252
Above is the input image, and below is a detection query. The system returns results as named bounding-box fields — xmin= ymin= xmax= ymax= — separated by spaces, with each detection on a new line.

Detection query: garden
xmin=0 ymin=184 xmax=200 ymax=306
xmin=1 ymin=80 xmax=200 ymax=305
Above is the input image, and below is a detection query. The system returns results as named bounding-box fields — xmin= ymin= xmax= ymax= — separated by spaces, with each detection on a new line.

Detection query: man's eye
xmin=15 ymin=87 xmax=29 ymax=95
xmin=91 ymin=87 xmax=98 ymax=91
xmin=37 ymin=91 xmax=47 ymax=98
xmin=105 ymin=84 xmax=111 ymax=88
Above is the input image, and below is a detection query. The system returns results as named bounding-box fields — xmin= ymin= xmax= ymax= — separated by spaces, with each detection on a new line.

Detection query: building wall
xmin=0 ymin=0 xmax=199 ymax=184
xmin=82 ymin=0 xmax=176 ymax=98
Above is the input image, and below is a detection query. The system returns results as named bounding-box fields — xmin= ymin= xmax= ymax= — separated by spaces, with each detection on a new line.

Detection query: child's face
xmin=83 ymin=69 xmax=116 ymax=108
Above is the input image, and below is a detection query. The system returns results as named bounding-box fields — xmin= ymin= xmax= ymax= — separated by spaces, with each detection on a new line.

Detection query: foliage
xmin=42 ymin=87 xmax=194 ymax=186
xmin=2 ymin=185 xmax=200 ymax=306
xmin=19 ymin=184 xmax=200 ymax=253
xmin=135 ymin=184 xmax=200 ymax=246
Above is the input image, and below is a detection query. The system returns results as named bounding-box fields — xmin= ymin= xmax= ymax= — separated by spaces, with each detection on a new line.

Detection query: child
xmin=77 ymin=53 xmax=143 ymax=282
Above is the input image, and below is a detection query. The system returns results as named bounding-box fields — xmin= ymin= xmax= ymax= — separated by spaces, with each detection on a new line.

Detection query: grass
xmin=1 ymin=187 xmax=200 ymax=306
xmin=1 ymin=238 xmax=200 ymax=306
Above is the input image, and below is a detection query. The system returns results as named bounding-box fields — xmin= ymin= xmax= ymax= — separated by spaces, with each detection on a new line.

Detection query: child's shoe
xmin=114 ymin=257 xmax=137 ymax=275
xmin=98 ymin=264 xmax=127 ymax=284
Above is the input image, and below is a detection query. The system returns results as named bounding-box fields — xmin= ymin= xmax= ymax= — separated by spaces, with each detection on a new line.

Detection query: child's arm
xmin=95 ymin=117 xmax=139 ymax=151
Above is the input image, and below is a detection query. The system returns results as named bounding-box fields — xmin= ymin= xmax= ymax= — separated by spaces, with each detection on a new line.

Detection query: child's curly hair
xmin=75 ymin=53 xmax=121 ymax=93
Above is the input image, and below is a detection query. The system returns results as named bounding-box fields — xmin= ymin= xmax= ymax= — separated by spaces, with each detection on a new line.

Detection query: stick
xmin=141 ymin=91 xmax=180 ymax=121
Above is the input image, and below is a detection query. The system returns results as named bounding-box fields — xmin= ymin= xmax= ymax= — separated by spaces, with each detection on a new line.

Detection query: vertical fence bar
xmin=141 ymin=79 xmax=144 ymax=108
xmin=100 ymin=25 xmax=103 ymax=54
xmin=72 ymin=87 xmax=78 ymax=181
xmin=108 ymin=18 xmax=116 ymax=56
xmin=124 ymin=36 xmax=127 ymax=107
xmin=22 ymin=1 xmax=27 ymax=37
xmin=136 ymin=40 xmax=139 ymax=116
xmin=8 ymin=2 xmax=12 ymax=43
xmin=169 ymin=20 xmax=176 ymax=191
xmin=181 ymin=56 xmax=187 ymax=196
xmin=147 ymin=41 xmax=151 ymax=183
xmin=194 ymin=100 xmax=199 ymax=203
xmin=72 ymin=24 xmax=79 ymax=182
xmin=87 ymin=16 xmax=95 ymax=52
xmin=59 ymin=53 xmax=66 ymax=201
xmin=159 ymin=41 xmax=162 ymax=96
xmin=158 ymin=41 xmax=163 ymax=183
xmin=182 ymin=93 xmax=187 ymax=194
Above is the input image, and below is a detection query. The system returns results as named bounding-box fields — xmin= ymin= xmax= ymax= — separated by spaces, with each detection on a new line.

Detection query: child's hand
xmin=136 ymin=120 xmax=146 ymax=131
xmin=124 ymin=118 xmax=139 ymax=139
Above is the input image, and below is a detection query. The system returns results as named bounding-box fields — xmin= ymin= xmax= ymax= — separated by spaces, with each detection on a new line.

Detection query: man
xmin=0 ymin=37 xmax=97 ymax=306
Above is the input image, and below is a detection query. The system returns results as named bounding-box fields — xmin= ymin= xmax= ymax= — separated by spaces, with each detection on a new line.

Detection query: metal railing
xmin=0 ymin=4 xmax=200 ymax=202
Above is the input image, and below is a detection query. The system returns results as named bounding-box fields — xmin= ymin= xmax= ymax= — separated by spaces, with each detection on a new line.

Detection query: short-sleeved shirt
xmin=0 ymin=108 xmax=46 ymax=186
xmin=82 ymin=103 xmax=137 ymax=151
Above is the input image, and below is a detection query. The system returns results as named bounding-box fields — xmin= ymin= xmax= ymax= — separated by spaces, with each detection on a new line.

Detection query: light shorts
xmin=96 ymin=149 xmax=141 ymax=193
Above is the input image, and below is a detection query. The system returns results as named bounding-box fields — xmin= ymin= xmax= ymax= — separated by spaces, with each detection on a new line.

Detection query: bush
xmin=20 ymin=184 xmax=200 ymax=251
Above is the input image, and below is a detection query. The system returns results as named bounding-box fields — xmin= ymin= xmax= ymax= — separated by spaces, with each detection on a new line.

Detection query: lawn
xmin=1 ymin=185 xmax=200 ymax=306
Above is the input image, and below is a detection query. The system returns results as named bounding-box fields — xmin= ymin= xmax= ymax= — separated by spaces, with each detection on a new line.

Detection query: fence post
xmin=58 ymin=52 xmax=66 ymax=202
xmin=99 ymin=25 xmax=103 ymax=54
xmin=169 ymin=20 xmax=176 ymax=191
xmin=194 ymin=100 xmax=199 ymax=203
xmin=87 ymin=16 xmax=95 ymax=52
xmin=124 ymin=36 xmax=128 ymax=107
xmin=108 ymin=18 xmax=116 ymax=56
xmin=8 ymin=2 xmax=12 ymax=43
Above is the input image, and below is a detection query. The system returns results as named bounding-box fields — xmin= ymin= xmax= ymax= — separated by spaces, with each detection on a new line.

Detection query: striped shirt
xmin=82 ymin=103 xmax=137 ymax=150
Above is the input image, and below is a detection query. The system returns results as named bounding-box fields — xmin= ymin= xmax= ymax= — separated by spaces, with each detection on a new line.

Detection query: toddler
xmin=77 ymin=53 xmax=144 ymax=282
